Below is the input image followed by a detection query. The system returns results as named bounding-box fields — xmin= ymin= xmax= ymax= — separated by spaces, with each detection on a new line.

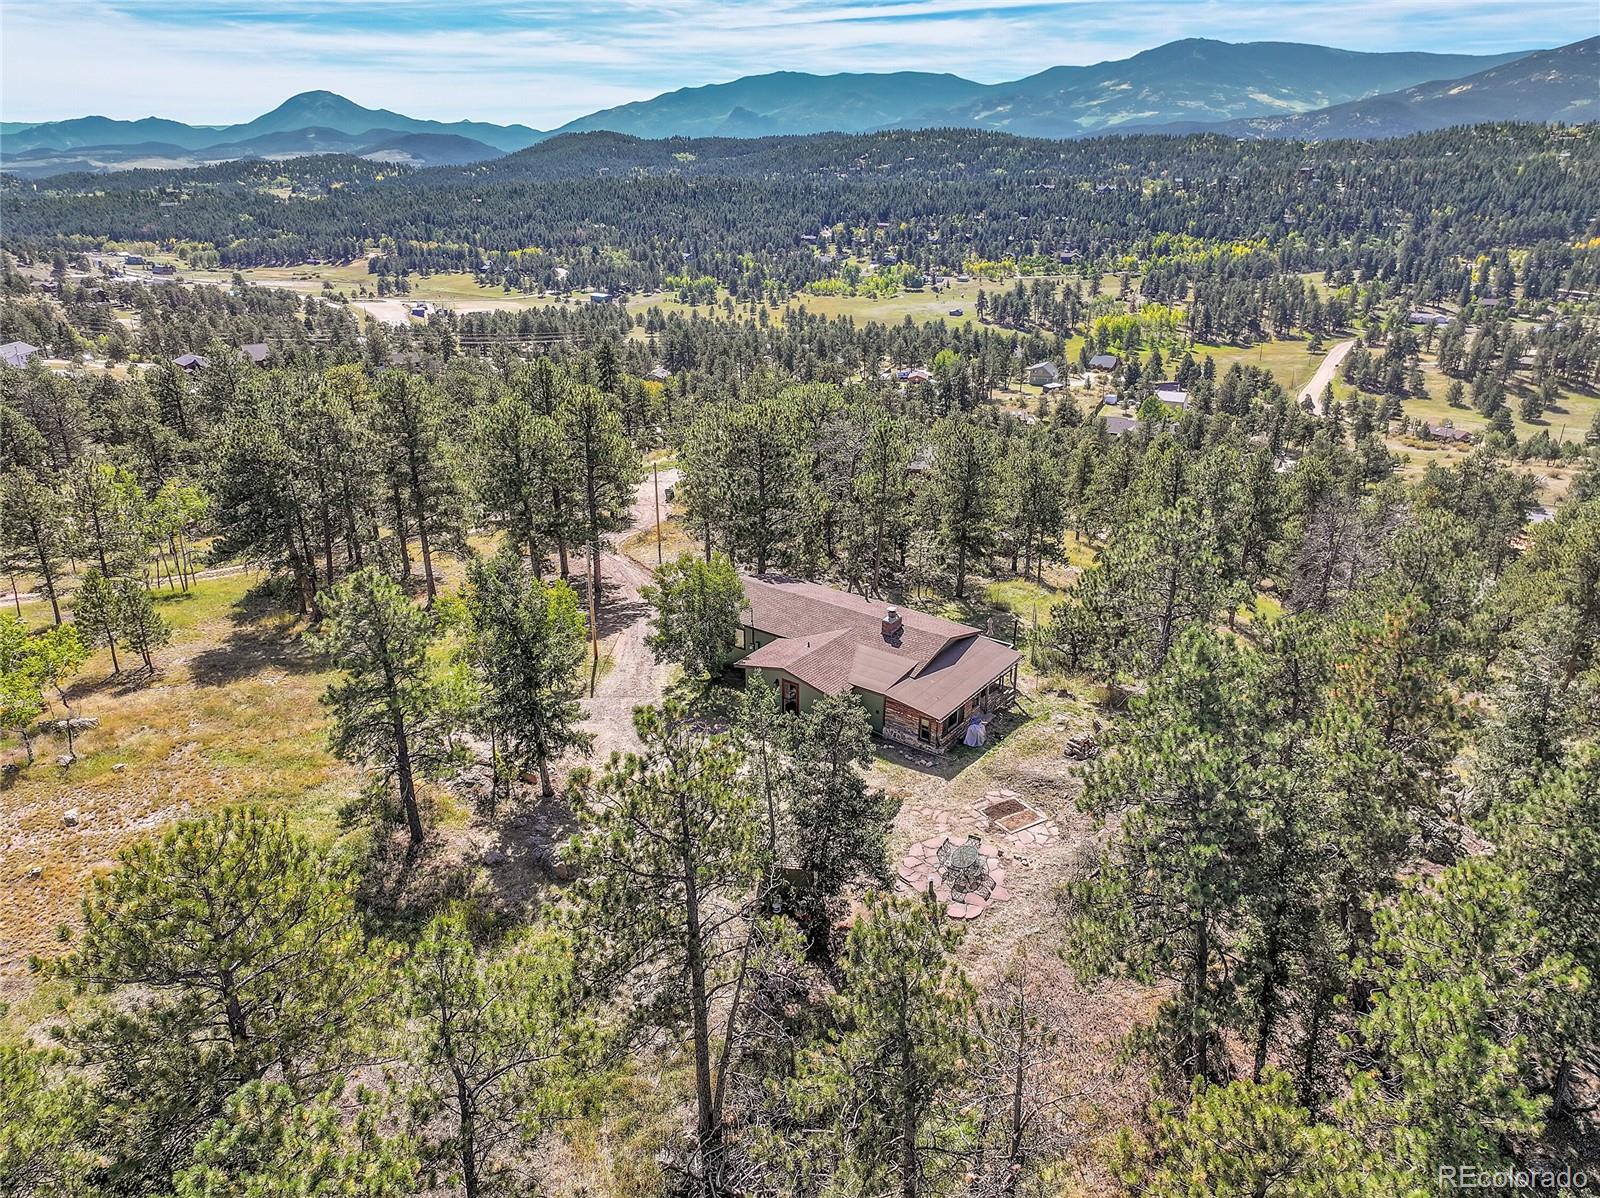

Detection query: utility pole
xmin=653 ymin=460 xmax=663 ymax=566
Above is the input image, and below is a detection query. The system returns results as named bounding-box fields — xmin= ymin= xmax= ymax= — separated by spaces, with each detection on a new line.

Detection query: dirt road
xmin=1300 ymin=339 xmax=1356 ymax=415
xmin=352 ymin=298 xmax=418 ymax=326
xmin=571 ymin=466 xmax=680 ymax=764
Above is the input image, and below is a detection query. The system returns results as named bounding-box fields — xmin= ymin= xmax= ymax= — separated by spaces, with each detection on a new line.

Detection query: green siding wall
xmin=852 ymin=687 xmax=886 ymax=733
xmin=738 ymin=622 xmax=888 ymax=734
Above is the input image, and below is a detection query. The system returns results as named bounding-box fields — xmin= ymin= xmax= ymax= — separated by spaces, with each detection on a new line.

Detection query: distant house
xmin=240 ymin=343 xmax=270 ymax=367
xmin=902 ymin=368 xmax=934 ymax=384
xmin=172 ymin=353 xmax=209 ymax=371
xmin=1408 ymin=311 xmax=1451 ymax=327
xmin=647 ymin=365 xmax=671 ymax=382
xmin=1152 ymin=381 xmax=1192 ymax=408
xmin=123 ymin=253 xmax=145 ymax=265
xmin=151 ymin=263 xmax=176 ymax=276
xmin=1101 ymin=414 xmax=1142 ymax=437
xmin=1422 ymin=422 xmax=1474 ymax=445
xmin=1026 ymin=360 xmax=1059 ymax=386
xmin=1088 ymin=353 xmax=1119 ymax=371
xmin=588 ymin=291 xmax=612 ymax=305
xmin=410 ymin=304 xmax=428 ymax=318
xmin=736 ymin=577 xmax=1020 ymax=754
xmin=0 ymin=341 xmax=40 ymax=369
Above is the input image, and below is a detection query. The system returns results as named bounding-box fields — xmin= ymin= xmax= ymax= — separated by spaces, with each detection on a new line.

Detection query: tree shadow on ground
xmin=566 ymin=572 xmax=649 ymax=640
xmin=188 ymin=587 xmax=322 ymax=687
xmin=471 ymin=784 xmax=581 ymax=917
xmin=352 ymin=826 xmax=478 ymax=936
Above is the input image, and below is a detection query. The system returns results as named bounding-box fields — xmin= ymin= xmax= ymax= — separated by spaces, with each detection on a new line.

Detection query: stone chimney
xmin=882 ymin=606 xmax=902 ymax=638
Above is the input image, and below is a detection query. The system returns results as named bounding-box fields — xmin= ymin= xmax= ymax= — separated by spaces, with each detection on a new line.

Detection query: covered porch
xmin=880 ymin=662 xmax=1021 ymax=755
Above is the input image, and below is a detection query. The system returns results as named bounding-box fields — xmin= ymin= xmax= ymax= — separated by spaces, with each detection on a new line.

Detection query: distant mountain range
xmin=553 ymin=40 xmax=1531 ymax=140
xmin=1156 ymin=38 xmax=1600 ymax=139
xmin=0 ymin=91 xmax=532 ymax=175
xmin=3 ymin=125 xmax=504 ymax=177
xmin=3 ymin=38 xmax=1593 ymax=178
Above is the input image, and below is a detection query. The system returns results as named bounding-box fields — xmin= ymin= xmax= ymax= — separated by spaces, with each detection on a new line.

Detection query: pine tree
xmin=402 ymin=905 xmax=593 ymax=1196
xmin=857 ymin=416 xmax=912 ymax=597
xmin=1085 ymin=498 xmax=1230 ymax=677
xmin=113 ymin=575 xmax=172 ymax=672
xmin=463 ymin=544 xmax=591 ymax=800
xmin=54 ymin=809 xmax=382 ymax=1192
xmin=1496 ymin=497 xmax=1600 ymax=687
xmin=207 ymin=411 xmax=322 ymax=616
xmin=785 ymin=691 xmax=894 ymax=900
xmin=1488 ymin=751 xmax=1600 ymax=1119
xmin=565 ymin=702 xmax=764 ymax=1192
xmin=1000 ymin=427 xmax=1065 ymax=581
xmin=0 ymin=1043 xmax=95 ymax=1196
xmin=724 ymin=394 xmax=802 ymax=575
xmin=1353 ymin=858 xmax=1584 ymax=1172
xmin=72 ymin=566 xmax=123 ymax=675
xmin=173 ymin=1082 xmax=418 ymax=1198
xmin=555 ymin=385 xmax=641 ymax=682
xmin=312 ymin=567 xmax=446 ymax=848
xmin=0 ymin=468 xmax=69 ymax=623
xmin=468 ymin=394 xmax=567 ymax=573
xmin=1066 ymin=628 xmax=1264 ymax=1082
xmin=374 ymin=372 xmax=462 ymax=605
xmin=1120 ymin=1070 xmax=1414 ymax=1198
xmin=789 ymin=894 xmax=975 ymax=1198
xmin=927 ymin=412 xmax=999 ymax=600
xmin=68 ymin=456 xmax=145 ymax=578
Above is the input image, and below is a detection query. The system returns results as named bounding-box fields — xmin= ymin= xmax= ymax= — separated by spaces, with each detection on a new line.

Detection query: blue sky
xmin=2 ymin=0 xmax=1591 ymax=127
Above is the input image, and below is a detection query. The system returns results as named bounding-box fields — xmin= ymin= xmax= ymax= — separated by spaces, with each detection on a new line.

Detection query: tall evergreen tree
xmin=926 ymin=412 xmax=999 ymax=600
xmin=789 ymin=894 xmax=975 ymax=1198
xmin=555 ymin=385 xmax=641 ymax=676
xmin=312 ymin=567 xmax=446 ymax=848
xmin=463 ymin=544 xmax=591 ymax=799
xmin=565 ymin=702 xmax=764 ymax=1193
xmin=1066 ymin=628 xmax=1265 ymax=1082
xmin=402 ymin=905 xmax=593 ymax=1196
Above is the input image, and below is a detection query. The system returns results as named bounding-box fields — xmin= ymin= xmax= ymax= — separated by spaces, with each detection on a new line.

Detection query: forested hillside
xmin=7 ymin=125 xmax=1597 ymax=303
xmin=1 ymin=113 xmax=1598 ymax=1196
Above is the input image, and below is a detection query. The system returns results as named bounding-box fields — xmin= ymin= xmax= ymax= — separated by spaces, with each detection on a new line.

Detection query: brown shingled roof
xmin=738 ymin=576 xmax=1019 ymax=720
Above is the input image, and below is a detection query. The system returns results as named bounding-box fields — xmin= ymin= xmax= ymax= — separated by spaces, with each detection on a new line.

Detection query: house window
xmin=781 ymin=679 xmax=800 ymax=715
xmin=918 ymin=716 xmax=933 ymax=743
